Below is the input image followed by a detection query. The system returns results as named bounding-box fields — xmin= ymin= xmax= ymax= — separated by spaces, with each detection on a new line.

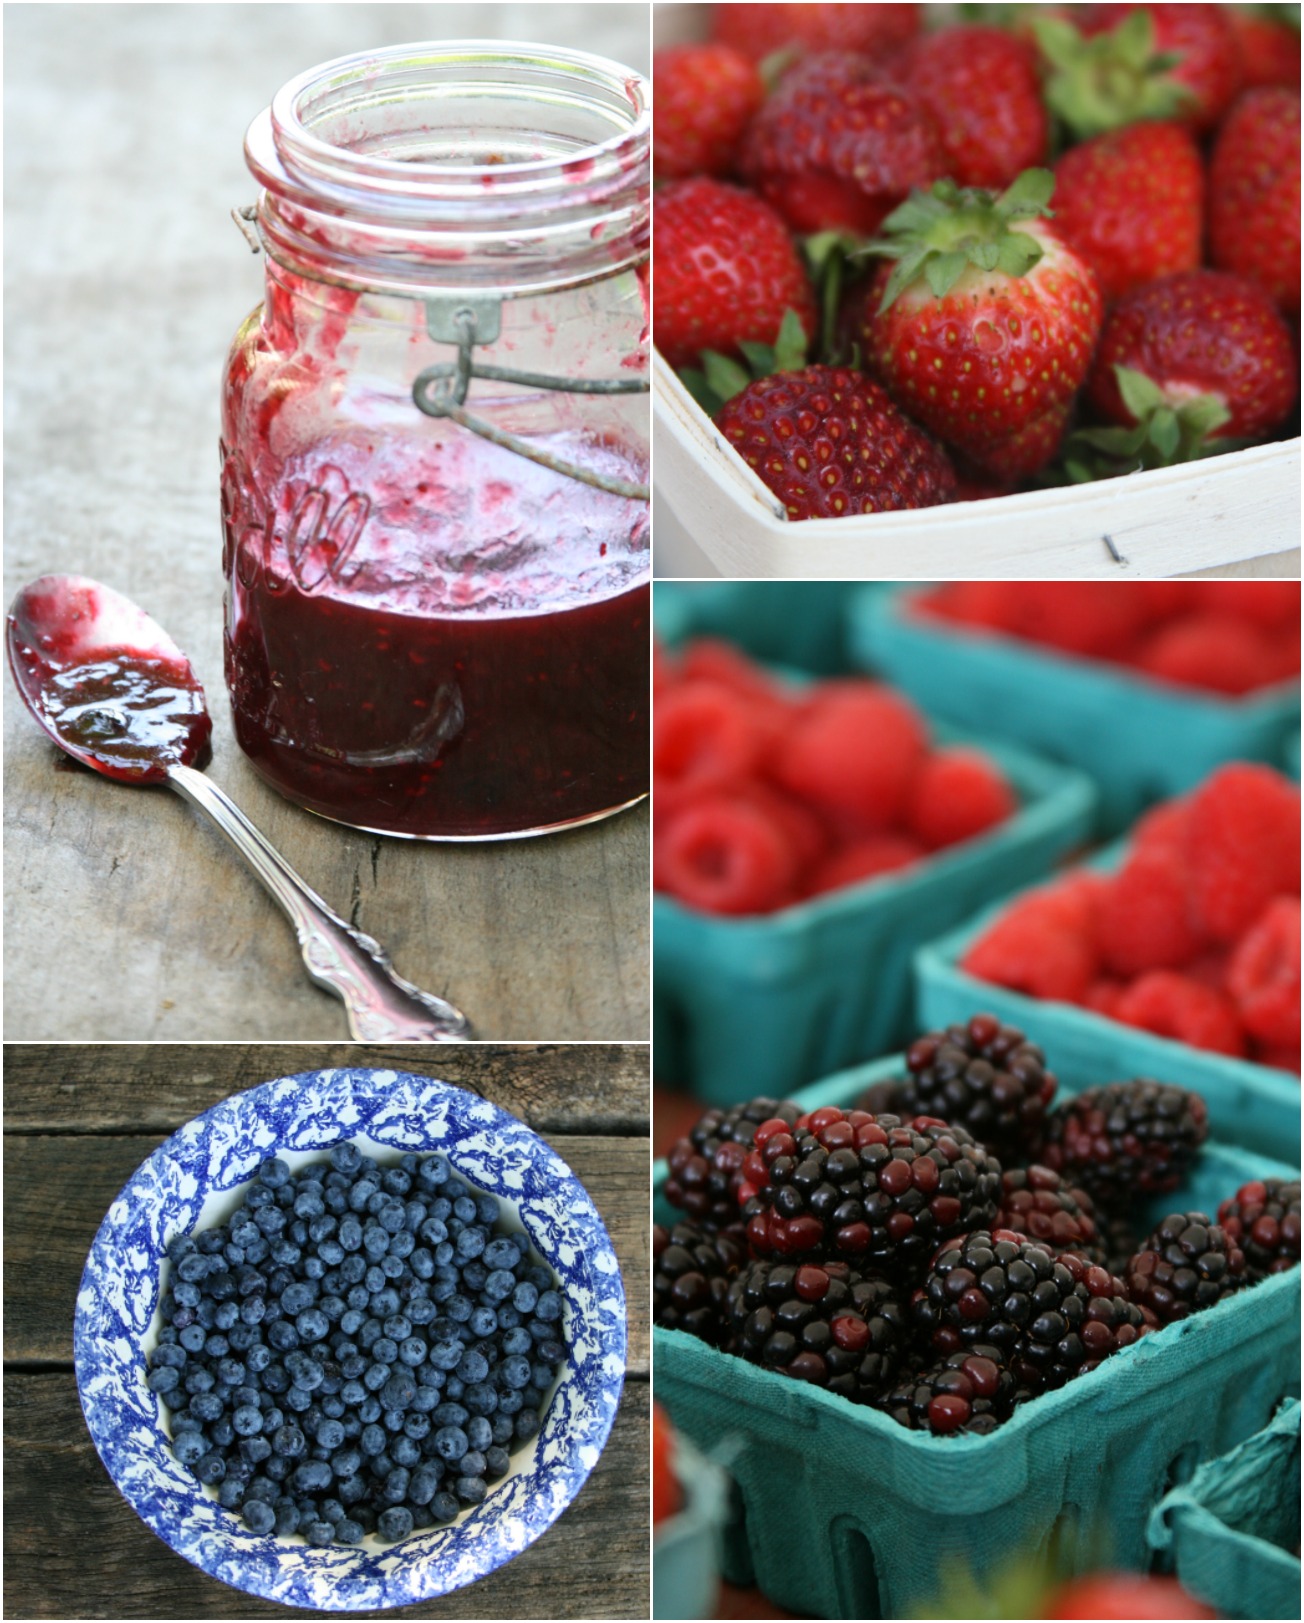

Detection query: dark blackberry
xmin=854 ymin=1078 xmax=905 ymax=1115
xmin=899 ymin=1014 xmax=1056 ymax=1165
xmin=912 ymin=1231 xmax=1147 ymax=1395
xmin=727 ymin=1258 xmax=908 ymax=1400
xmin=653 ymin=1221 xmax=746 ymax=1347
xmin=1041 ymin=1080 xmax=1209 ymax=1212
xmin=665 ymin=1097 xmax=801 ymax=1227
xmin=993 ymin=1166 xmax=1103 ymax=1263
xmin=740 ymin=1107 xmax=1002 ymax=1278
xmin=1101 ymin=1212 xmax=1144 ymax=1277
xmin=1124 ymin=1212 xmax=1248 ymax=1323
xmin=1217 ymin=1179 xmax=1302 ymax=1281
xmin=879 ymin=1344 xmax=1017 ymax=1436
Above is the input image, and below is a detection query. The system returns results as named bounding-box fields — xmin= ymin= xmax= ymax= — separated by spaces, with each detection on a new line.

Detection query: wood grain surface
xmin=4 ymin=1041 xmax=651 ymax=1618
xmin=3 ymin=3 xmax=651 ymax=1044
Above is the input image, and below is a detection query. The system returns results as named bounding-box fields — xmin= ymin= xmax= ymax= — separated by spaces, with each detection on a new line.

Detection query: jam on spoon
xmin=7 ymin=574 xmax=469 ymax=1040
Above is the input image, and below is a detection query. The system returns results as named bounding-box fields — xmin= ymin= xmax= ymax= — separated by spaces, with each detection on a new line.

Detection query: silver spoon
xmin=7 ymin=574 xmax=471 ymax=1041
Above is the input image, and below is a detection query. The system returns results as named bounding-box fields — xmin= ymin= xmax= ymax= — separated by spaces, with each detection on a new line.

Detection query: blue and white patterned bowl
xmin=73 ymin=1068 xmax=627 ymax=1610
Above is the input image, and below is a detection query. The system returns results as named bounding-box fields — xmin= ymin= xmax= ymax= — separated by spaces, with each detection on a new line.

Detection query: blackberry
xmin=899 ymin=1015 xmax=1056 ymax=1165
xmin=853 ymin=1078 xmax=905 ymax=1115
xmin=1101 ymin=1212 xmax=1144 ymax=1277
xmin=1217 ymin=1179 xmax=1302 ymax=1281
xmin=993 ymin=1166 xmax=1103 ymax=1263
xmin=1041 ymin=1081 xmax=1209 ymax=1212
xmin=879 ymin=1345 xmax=1017 ymax=1436
xmin=665 ymin=1097 xmax=801 ymax=1228
xmin=1125 ymin=1212 xmax=1248 ymax=1323
xmin=912 ymin=1231 xmax=1147 ymax=1395
xmin=740 ymin=1108 xmax=1002 ymax=1277
xmin=727 ymin=1259 xmax=908 ymax=1400
xmin=653 ymin=1221 xmax=746 ymax=1347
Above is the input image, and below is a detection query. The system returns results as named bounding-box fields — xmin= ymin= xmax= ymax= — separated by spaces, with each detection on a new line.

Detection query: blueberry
xmin=511 ymin=1281 xmax=539 ymax=1314
xmin=379 ymin=1467 xmax=410 ymax=1504
xmin=243 ymin=1498 xmax=276 ymax=1535
xmin=461 ymin=1450 xmax=487 ymax=1478
xmin=273 ymin=1425 xmax=306 ymax=1458
xmin=514 ymin=1410 xmax=540 ymax=1443
xmin=180 ymin=1324 xmax=207 ymax=1353
xmin=315 ymin=1418 xmax=345 ymax=1451
xmin=196 ymin=1452 xmax=227 ymax=1485
xmin=296 ymin=1309 xmax=329 ymax=1343
xmin=457 ymin=1349 xmax=489 ymax=1384
xmin=330 ymin=1143 xmax=362 ymax=1174
xmin=241 ymin=1435 xmax=272 ymax=1466
xmin=172 ymin=1431 xmax=207 ymax=1467
xmin=485 ymin=1445 xmax=511 ymax=1480
xmin=232 ymin=1405 xmax=263 ymax=1436
xmin=500 ymin=1356 xmax=531 ymax=1390
xmin=431 ymin=1490 xmax=459 ymax=1522
xmin=305 ymin=1520 xmax=335 ymax=1546
xmin=219 ymin=1477 xmax=245 ymax=1509
xmin=377 ymin=1506 xmax=414 ymax=1543
xmin=274 ymin=1501 xmax=300 ymax=1536
xmin=319 ymin=1498 xmax=346 ymax=1525
xmin=372 ymin=1337 xmax=398 ymax=1366
xmin=409 ymin=1463 xmax=442 ymax=1504
xmin=292 ymin=1459 xmax=333 ymax=1494
xmin=335 ymin=1517 xmax=364 ymax=1544
xmin=433 ymin=1425 xmax=468 ymax=1462
xmin=403 ymin=1413 xmax=431 ymax=1441
xmin=147 ymin=1366 xmax=181 ymax=1394
xmin=454 ymin=1475 xmax=487 ymax=1505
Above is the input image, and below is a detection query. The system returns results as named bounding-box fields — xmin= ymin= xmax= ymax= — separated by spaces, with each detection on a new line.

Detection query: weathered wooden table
xmin=4 ymin=1043 xmax=649 ymax=1619
xmin=3 ymin=4 xmax=650 ymax=1042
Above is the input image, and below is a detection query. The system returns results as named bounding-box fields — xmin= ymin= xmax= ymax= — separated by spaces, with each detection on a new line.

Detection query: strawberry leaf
xmin=1114 ymin=364 xmax=1169 ymax=421
xmin=702 ymin=350 xmax=753 ymax=403
xmin=1034 ymin=12 xmax=1194 ymax=140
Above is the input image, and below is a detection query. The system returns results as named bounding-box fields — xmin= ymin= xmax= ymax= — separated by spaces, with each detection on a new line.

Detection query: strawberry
xmin=738 ymin=53 xmax=944 ymax=236
xmin=1209 ymin=86 xmax=1302 ymax=315
xmin=1052 ymin=123 xmax=1203 ymax=303
xmin=714 ymin=365 xmax=956 ymax=519
xmin=652 ymin=178 xmax=817 ymax=369
xmin=1047 ymin=4 xmax=1243 ymax=135
xmin=859 ymin=171 xmax=1103 ymax=481
xmin=1230 ymin=7 xmax=1302 ymax=92
xmin=1084 ymin=270 xmax=1298 ymax=462
xmin=653 ymin=44 xmax=765 ymax=181
xmin=889 ymin=26 xmax=1048 ymax=191
xmin=710 ymin=3 xmax=921 ymax=64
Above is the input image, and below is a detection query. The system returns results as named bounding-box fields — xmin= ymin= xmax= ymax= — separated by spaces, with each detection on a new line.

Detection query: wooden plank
xmin=2 ymin=1043 xmax=649 ymax=1136
xmin=4 ymin=1134 xmax=649 ymax=1375
xmin=4 ymin=1373 xmax=648 ymax=1620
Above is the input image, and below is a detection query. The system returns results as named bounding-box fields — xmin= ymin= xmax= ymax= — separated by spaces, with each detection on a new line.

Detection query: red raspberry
xmin=1190 ymin=581 xmax=1300 ymax=630
xmin=1227 ymin=896 xmax=1301 ymax=1050
xmin=1137 ymin=614 xmax=1276 ymax=696
xmin=1097 ymin=845 xmax=1199 ymax=977
xmin=653 ymin=682 xmax=770 ymax=814
xmin=905 ymin=747 xmax=1017 ymax=851
xmin=655 ymin=795 xmax=798 ymax=915
xmin=653 ymin=44 xmax=765 ymax=181
xmin=804 ymin=834 xmax=925 ymax=898
xmin=963 ymin=896 xmax=1097 ymax=1004
xmin=1010 ymin=583 xmax=1154 ymax=659
xmin=733 ymin=782 xmax=831 ymax=878
xmin=1131 ymin=798 xmax=1190 ymax=860
xmin=914 ymin=583 xmax=1021 ymax=633
xmin=1084 ymin=979 xmax=1126 ymax=1019
xmin=1185 ymin=764 xmax=1300 ymax=944
xmin=676 ymin=640 xmax=795 ymax=725
xmin=1113 ymin=971 xmax=1247 ymax=1058
xmin=770 ymin=684 xmax=929 ymax=835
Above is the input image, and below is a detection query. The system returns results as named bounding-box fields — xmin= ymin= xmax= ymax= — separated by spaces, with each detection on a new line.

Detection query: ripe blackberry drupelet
xmin=739 ymin=1107 xmax=1003 ymax=1277
xmin=1217 ymin=1179 xmax=1301 ymax=1281
xmin=879 ymin=1344 xmax=1017 ymax=1435
xmin=1125 ymin=1212 xmax=1248 ymax=1322
xmin=727 ymin=1258 xmax=909 ymax=1399
xmin=994 ymin=1166 xmax=1103 ymax=1263
xmin=653 ymin=1221 xmax=746 ymax=1347
xmin=899 ymin=1015 xmax=1056 ymax=1165
xmin=912 ymin=1230 xmax=1148 ymax=1393
xmin=1042 ymin=1080 xmax=1209 ymax=1211
xmin=665 ymin=1097 xmax=801 ymax=1228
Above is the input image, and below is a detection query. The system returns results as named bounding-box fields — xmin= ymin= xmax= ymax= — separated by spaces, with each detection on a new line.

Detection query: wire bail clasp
xmin=412 ymin=297 xmax=649 ymax=502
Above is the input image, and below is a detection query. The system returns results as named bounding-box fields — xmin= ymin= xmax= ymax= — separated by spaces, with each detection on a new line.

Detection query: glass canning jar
xmin=221 ymin=42 xmax=650 ymax=839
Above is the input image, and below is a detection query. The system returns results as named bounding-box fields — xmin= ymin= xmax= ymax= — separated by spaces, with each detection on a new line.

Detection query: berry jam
xmin=221 ymin=429 xmax=649 ymax=838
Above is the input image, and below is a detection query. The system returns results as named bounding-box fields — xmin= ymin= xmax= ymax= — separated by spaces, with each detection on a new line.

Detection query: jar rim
xmin=250 ymin=39 xmax=649 ymax=218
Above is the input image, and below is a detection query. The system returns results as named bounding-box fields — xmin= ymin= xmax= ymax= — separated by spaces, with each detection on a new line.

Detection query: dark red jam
xmin=221 ymin=430 xmax=649 ymax=837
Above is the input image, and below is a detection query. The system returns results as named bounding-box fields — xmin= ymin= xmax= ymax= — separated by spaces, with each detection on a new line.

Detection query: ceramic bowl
xmin=74 ymin=1066 xmax=626 ymax=1610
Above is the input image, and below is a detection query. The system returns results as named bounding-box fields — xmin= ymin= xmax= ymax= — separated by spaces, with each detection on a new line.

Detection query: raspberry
xmin=676 ymin=639 xmax=792 ymax=716
xmin=653 ymin=641 xmax=676 ymax=697
xmin=1083 ymin=979 xmax=1126 ymax=1019
xmin=1113 ymin=972 xmax=1247 ymax=1058
xmin=1190 ymin=581 xmax=1300 ymax=630
xmin=1186 ymin=764 xmax=1300 ymax=944
xmin=1227 ymin=896 xmax=1301 ymax=1049
xmin=1138 ymin=614 xmax=1276 ymax=696
xmin=963 ymin=885 xmax=1099 ymax=1003
xmin=1131 ymin=798 xmax=1191 ymax=860
xmin=1016 ymin=583 xmax=1153 ymax=659
xmin=1097 ymin=845 xmax=1200 ymax=977
xmin=733 ymin=783 xmax=830 ymax=879
xmin=769 ymin=684 xmax=929 ymax=834
xmin=803 ymin=834 xmax=924 ymax=898
xmin=655 ymin=795 xmax=798 ymax=915
xmin=653 ymin=681 xmax=769 ymax=814
xmin=905 ymin=746 xmax=1018 ymax=851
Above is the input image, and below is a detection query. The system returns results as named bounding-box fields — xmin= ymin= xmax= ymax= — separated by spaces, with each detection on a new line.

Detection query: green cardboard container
xmin=1149 ymin=1399 xmax=1301 ymax=1621
xmin=654 ymin=581 xmax=871 ymax=675
xmin=849 ymin=587 xmax=1301 ymax=836
xmin=653 ymin=1058 xmax=1302 ymax=1620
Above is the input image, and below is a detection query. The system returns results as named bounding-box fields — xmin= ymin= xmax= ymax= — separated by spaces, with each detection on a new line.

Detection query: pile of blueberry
xmin=145 ymin=1142 xmax=565 ymax=1545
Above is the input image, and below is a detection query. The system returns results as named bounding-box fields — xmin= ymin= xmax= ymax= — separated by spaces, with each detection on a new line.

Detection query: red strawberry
xmin=652 ymin=178 xmax=817 ymax=369
xmin=714 ymin=365 xmax=956 ymax=520
xmin=1230 ymin=8 xmax=1302 ymax=92
xmin=653 ymin=44 xmax=765 ymax=181
xmin=1085 ymin=270 xmax=1298 ymax=453
xmin=710 ymin=3 xmax=921 ymax=64
xmin=1052 ymin=123 xmax=1203 ymax=303
xmin=739 ymin=53 xmax=944 ymax=236
xmin=1064 ymin=4 xmax=1242 ymax=134
xmin=890 ymin=26 xmax=1048 ymax=191
xmin=860 ymin=172 xmax=1102 ymax=481
xmin=1209 ymin=86 xmax=1302 ymax=315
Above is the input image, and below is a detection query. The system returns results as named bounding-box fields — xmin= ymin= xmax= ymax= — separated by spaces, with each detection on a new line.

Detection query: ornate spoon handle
xmin=166 ymin=763 xmax=470 ymax=1041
